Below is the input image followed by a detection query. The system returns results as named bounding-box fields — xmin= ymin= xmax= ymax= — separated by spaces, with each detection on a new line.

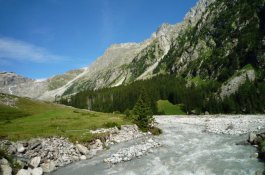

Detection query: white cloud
xmin=0 ymin=37 xmax=64 ymax=63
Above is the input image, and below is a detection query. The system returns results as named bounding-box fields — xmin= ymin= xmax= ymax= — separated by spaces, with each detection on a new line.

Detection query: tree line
xmin=60 ymin=74 xmax=265 ymax=115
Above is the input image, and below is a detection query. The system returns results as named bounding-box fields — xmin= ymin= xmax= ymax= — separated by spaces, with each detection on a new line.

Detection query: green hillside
xmin=0 ymin=93 xmax=129 ymax=142
xmin=157 ymin=100 xmax=185 ymax=115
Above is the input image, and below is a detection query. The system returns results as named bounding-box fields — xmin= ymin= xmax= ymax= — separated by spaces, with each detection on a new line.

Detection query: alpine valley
xmin=1 ymin=0 xmax=265 ymax=175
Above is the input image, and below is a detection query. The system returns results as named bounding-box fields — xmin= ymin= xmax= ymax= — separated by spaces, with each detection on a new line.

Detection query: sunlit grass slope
xmin=0 ymin=93 xmax=130 ymax=142
xmin=157 ymin=100 xmax=186 ymax=115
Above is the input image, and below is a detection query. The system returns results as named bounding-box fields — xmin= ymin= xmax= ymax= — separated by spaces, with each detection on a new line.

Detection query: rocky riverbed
xmin=157 ymin=115 xmax=265 ymax=135
xmin=0 ymin=124 xmax=148 ymax=175
xmin=51 ymin=115 xmax=265 ymax=175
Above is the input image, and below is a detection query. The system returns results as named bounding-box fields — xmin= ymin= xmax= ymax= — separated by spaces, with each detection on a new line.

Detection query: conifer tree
xmin=133 ymin=94 xmax=153 ymax=131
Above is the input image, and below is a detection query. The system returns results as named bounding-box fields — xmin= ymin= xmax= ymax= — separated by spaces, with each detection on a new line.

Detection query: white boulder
xmin=16 ymin=144 xmax=25 ymax=153
xmin=41 ymin=161 xmax=56 ymax=173
xmin=1 ymin=164 xmax=12 ymax=175
xmin=0 ymin=158 xmax=9 ymax=165
xmin=80 ymin=155 xmax=87 ymax=160
xmin=76 ymin=144 xmax=89 ymax=155
xmin=29 ymin=167 xmax=43 ymax=175
xmin=16 ymin=169 xmax=31 ymax=175
xmin=30 ymin=157 xmax=41 ymax=168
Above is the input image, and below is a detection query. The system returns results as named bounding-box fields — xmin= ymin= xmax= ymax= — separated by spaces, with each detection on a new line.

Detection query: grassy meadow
xmin=157 ymin=100 xmax=185 ymax=115
xmin=0 ymin=94 xmax=130 ymax=142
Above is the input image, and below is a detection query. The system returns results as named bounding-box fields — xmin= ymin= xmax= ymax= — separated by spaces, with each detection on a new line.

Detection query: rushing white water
xmin=52 ymin=116 xmax=264 ymax=175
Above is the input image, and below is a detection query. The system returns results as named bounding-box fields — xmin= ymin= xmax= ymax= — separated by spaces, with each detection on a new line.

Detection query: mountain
xmin=0 ymin=69 xmax=84 ymax=100
xmin=0 ymin=71 xmax=47 ymax=98
xmin=0 ymin=0 xmax=264 ymax=104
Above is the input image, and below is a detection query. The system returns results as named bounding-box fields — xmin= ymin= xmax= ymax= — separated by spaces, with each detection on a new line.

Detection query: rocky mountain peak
xmin=184 ymin=0 xmax=215 ymax=25
xmin=109 ymin=43 xmax=138 ymax=50
xmin=153 ymin=23 xmax=174 ymax=38
xmin=0 ymin=72 xmax=33 ymax=87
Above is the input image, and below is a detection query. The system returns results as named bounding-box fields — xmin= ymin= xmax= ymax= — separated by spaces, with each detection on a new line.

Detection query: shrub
xmin=149 ymin=127 xmax=163 ymax=135
xmin=0 ymin=148 xmax=21 ymax=175
xmin=103 ymin=122 xmax=121 ymax=129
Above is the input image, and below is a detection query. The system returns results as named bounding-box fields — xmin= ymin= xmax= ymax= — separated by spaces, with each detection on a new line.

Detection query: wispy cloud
xmin=0 ymin=37 xmax=64 ymax=63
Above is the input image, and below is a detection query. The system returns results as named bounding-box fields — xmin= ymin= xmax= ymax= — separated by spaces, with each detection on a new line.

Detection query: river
xmin=51 ymin=116 xmax=264 ymax=175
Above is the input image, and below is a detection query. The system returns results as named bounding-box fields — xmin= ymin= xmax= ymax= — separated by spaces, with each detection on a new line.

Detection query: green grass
xmin=0 ymin=94 xmax=130 ymax=142
xmin=0 ymin=104 xmax=29 ymax=120
xmin=188 ymin=76 xmax=208 ymax=87
xmin=157 ymin=100 xmax=186 ymax=115
xmin=242 ymin=64 xmax=254 ymax=71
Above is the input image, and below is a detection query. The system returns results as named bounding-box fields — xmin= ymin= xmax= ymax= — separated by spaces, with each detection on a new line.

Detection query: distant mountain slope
xmin=0 ymin=71 xmax=48 ymax=98
xmin=0 ymin=69 xmax=84 ymax=100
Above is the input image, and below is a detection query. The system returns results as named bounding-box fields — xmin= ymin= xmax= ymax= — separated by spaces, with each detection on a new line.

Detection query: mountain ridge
xmin=1 ymin=0 xmax=264 ymax=105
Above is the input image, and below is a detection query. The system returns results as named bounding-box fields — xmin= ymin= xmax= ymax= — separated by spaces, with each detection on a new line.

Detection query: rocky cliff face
xmin=0 ymin=0 xmax=263 ymax=101
xmin=154 ymin=0 xmax=264 ymax=94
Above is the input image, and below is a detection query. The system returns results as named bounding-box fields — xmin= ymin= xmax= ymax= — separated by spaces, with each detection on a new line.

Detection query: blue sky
xmin=0 ymin=0 xmax=197 ymax=79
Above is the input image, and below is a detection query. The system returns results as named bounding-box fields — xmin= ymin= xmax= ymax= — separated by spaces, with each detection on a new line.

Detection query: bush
xmin=103 ymin=122 xmax=121 ymax=129
xmin=0 ymin=148 xmax=21 ymax=175
xmin=149 ymin=127 xmax=163 ymax=135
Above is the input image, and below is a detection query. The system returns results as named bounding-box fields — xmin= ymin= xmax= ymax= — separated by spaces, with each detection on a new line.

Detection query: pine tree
xmin=133 ymin=95 xmax=153 ymax=131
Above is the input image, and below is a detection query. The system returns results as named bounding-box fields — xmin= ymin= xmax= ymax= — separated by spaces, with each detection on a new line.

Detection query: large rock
xmin=255 ymin=170 xmax=264 ymax=175
xmin=30 ymin=157 xmax=41 ymax=168
xmin=8 ymin=145 xmax=17 ymax=154
xmin=16 ymin=169 xmax=31 ymax=175
xmin=0 ymin=158 xmax=9 ymax=165
xmin=1 ymin=164 xmax=12 ymax=175
xmin=249 ymin=132 xmax=257 ymax=144
xmin=90 ymin=139 xmax=103 ymax=151
xmin=16 ymin=144 xmax=26 ymax=153
xmin=29 ymin=167 xmax=43 ymax=175
xmin=80 ymin=155 xmax=87 ymax=160
xmin=76 ymin=144 xmax=89 ymax=155
xmin=41 ymin=161 xmax=56 ymax=173
xmin=29 ymin=141 xmax=41 ymax=150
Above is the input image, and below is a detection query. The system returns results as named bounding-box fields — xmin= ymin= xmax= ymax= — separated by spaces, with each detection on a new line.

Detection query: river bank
xmin=50 ymin=115 xmax=265 ymax=175
xmin=0 ymin=124 xmax=155 ymax=175
xmin=1 ymin=115 xmax=265 ymax=175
